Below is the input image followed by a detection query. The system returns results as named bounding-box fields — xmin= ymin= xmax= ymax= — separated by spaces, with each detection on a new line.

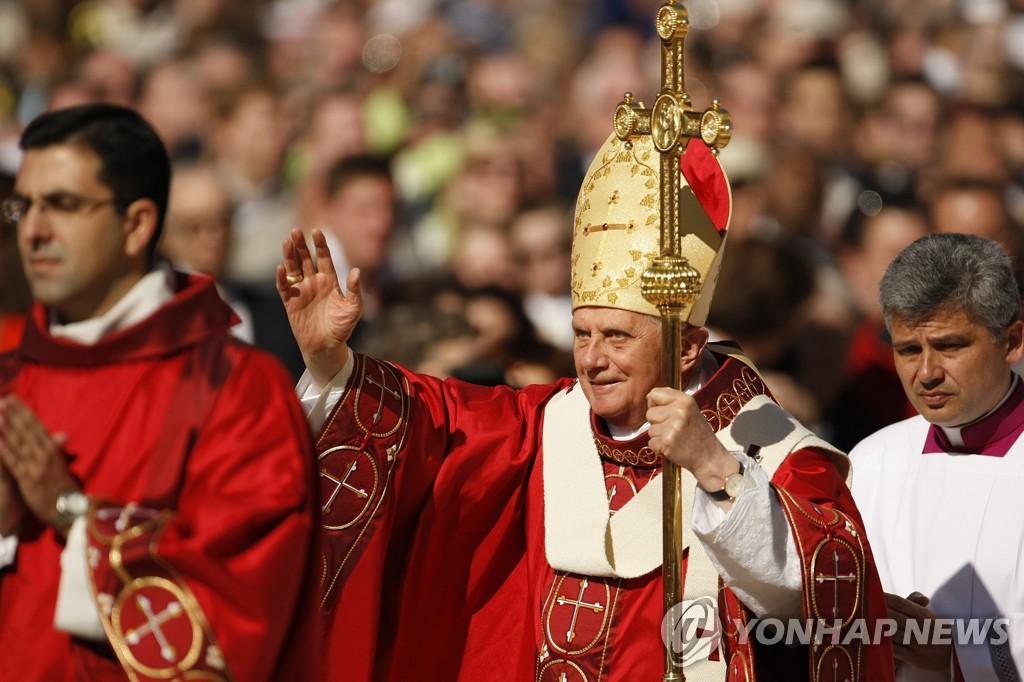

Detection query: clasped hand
xmin=886 ymin=591 xmax=954 ymax=673
xmin=0 ymin=395 xmax=75 ymax=534
xmin=647 ymin=387 xmax=741 ymax=501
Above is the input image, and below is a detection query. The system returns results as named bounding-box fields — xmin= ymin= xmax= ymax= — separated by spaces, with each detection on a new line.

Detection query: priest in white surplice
xmin=851 ymin=233 xmax=1024 ymax=682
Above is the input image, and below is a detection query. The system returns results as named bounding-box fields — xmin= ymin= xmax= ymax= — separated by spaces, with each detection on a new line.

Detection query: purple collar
xmin=922 ymin=379 xmax=1024 ymax=457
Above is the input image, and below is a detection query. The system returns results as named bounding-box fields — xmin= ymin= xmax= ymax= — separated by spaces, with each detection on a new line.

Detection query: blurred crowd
xmin=1 ymin=0 xmax=1024 ymax=450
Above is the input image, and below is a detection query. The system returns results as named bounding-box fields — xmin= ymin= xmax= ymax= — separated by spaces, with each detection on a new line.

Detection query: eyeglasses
xmin=1 ymin=192 xmax=117 ymax=225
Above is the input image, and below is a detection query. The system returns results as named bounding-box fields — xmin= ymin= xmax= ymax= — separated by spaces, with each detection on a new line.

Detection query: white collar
xmin=49 ymin=266 xmax=176 ymax=346
xmin=938 ymin=374 xmax=1019 ymax=447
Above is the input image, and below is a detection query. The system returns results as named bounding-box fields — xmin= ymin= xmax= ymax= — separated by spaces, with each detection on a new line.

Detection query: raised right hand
xmin=277 ymin=228 xmax=363 ymax=386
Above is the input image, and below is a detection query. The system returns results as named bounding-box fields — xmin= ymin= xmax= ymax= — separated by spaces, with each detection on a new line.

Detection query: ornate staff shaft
xmin=612 ymin=3 xmax=731 ymax=680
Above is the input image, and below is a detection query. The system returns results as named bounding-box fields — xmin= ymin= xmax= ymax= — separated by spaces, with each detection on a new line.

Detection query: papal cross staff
xmin=610 ymin=3 xmax=732 ymax=680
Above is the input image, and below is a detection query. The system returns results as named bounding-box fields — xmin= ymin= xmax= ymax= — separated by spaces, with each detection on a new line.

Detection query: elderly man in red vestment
xmin=280 ymin=132 xmax=895 ymax=681
xmin=0 ymin=104 xmax=318 ymax=681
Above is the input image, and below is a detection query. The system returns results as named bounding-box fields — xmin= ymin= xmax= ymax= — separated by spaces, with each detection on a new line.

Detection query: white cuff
xmin=691 ymin=454 xmax=803 ymax=619
xmin=691 ymin=451 xmax=758 ymax=526
xmin=54 ymin=516 xmax=106 ymax=641
xmin=297 ymin=352 xmax=355 ymax=433
xmin=0 ymin=531 xmax=18 ymax=569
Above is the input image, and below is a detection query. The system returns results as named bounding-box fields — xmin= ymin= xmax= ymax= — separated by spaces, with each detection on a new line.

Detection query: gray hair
xmin=879 ymin=233 xmax=1021 ymax=337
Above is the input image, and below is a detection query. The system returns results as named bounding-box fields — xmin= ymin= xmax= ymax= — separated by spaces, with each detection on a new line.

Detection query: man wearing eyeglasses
xmin=0 ymin=104 xmax=319 ymax=681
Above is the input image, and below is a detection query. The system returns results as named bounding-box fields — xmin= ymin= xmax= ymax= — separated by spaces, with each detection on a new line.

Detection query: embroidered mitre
xmin=570 ymin=134 xmax=732 ymax=325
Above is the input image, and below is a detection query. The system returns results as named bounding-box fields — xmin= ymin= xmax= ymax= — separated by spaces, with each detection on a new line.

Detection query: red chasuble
xmin=316 ymin=349 xmax=894 ymax=682
xmin=0 ymin=273 xmax=319 ymax=682
xmin=0 ymin=313 xmax=24 ymax=352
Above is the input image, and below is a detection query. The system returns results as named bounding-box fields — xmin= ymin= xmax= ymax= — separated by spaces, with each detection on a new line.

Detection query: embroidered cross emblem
xmin=718 ymin=393 xmax=741 ymax=418
xmin=815 ymin=549 xmax=857 ymax=618
xmin=321 ymin=460 xmax=368 ymax=514
xmin=366 ymin=367 xmax=400 ymax=425
xmin=555 ymin=579 xmax=605 ymax=643
xmin=124 ymin=594 xmax=184 ymax=662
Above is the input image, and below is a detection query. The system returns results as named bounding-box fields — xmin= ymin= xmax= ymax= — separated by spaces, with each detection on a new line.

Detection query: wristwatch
xmin=706 ymin=462 xmax=746 ymax=502
xmin=54 ymin=490 xmax=90 ymax=531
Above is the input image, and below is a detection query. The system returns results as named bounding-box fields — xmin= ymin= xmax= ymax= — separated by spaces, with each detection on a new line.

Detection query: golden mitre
xmin=570 ymin=133 xmax=732 ymax=326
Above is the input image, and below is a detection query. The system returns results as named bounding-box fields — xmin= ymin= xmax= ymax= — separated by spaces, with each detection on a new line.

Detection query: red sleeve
xmin=315 ymin=353 xmax=562 ymax=681
xmin=173 ymin=350 xmax=318 ymax=681
xmin=86 ymin=349 xmax=318 ymax=682
xmin=770 ymin=448 xmax=861 ymax=518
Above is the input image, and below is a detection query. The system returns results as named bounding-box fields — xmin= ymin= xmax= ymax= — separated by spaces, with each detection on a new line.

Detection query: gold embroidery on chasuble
xmin=593 ymin=437 xmax=660 ymax=467
xmin=698 ymin=364 xmax=770 ymax=433
xmin=86 ymin=502 xmax=231 ymax=682
xmin=537 ymin=572 xmax=621 ymax=682
xmin=772 ymin=488 xmax=869 ymax=682
xmin=537 ymin=450 xmax=658 ymax=680
xmin=545 ymin=576 xmax=614 ymax=656
xmin=604 ymin=466 xmax=637 ymax=516
xmin=317 ymin=355 xmax=408 ymax=610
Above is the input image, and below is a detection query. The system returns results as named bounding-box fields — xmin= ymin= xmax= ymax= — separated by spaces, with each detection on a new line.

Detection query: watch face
xmin=723 ymin=472 xmax=745 ymax=499
xmin=58 ymin=491 xmax=90 ymax=517
xmin=69 ymin=493 xmax=90 ymax=516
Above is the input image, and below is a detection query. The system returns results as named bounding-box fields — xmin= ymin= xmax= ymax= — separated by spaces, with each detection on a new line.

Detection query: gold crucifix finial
xmin=613 ymin=3 xmax=732 ymax=312
xmin=614 ymin=3 xmax=732 ymax=157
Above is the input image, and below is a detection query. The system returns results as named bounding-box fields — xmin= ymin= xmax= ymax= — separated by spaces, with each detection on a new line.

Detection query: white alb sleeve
xmin=296 ymin=352 xmax=355 ymax=433
xmin=690 ymin=454 xmax=803 ymax=620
